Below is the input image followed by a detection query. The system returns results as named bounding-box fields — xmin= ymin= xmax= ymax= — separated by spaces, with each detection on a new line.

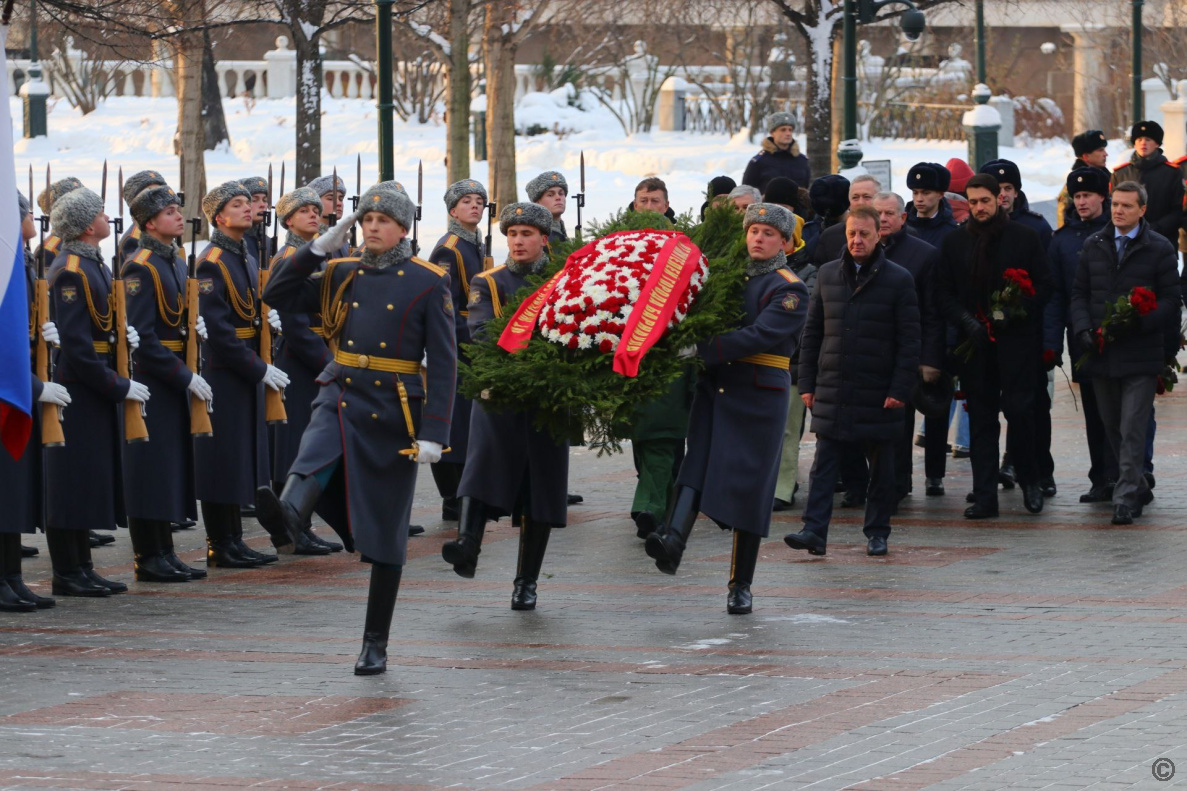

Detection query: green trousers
xmin=631 ymin=439 xmax=683 ymax=518
xmin=775 ymin=384 xmax=805 ymax=502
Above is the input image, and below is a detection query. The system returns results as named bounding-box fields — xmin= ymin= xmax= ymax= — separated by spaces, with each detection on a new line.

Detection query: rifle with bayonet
xmin=185 ymin=217 xmax=214 ymax=437
xmin=484 ymin=200 xmax=497 ymax=270
xmin=412 ymin=160 xmax=423 ymax=256
xmin=350 ymin=155 xmax=361 ymax=252
xmin=327 ymin=165 xmax=339 ymax=228
xmin=33 ymin=165 xmax=64 ymax=447
xmin=107 ymin=161 xmax=149 ymax=443
xmin=576 ymin=151 xmax=586 ymax=244
xmin=257 ymin=163 xmax=272 ymax=266
xmin=270 ymin=163 xmax=285 ymax=263
xmin=259 ymin=164 xmax=287 ymax=425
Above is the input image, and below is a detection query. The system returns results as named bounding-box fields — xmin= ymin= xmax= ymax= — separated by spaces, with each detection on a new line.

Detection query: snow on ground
xmin=12 ymin=91 xmax=1125 ymax=261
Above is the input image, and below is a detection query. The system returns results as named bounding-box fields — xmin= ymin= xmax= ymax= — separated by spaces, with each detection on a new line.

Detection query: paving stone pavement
xmin=3 ymin=383 xmax=1187 ymax=790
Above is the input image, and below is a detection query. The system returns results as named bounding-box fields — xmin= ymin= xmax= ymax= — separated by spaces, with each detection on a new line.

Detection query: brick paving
xmin=2 ymin=384 xmax=1187 ymax=790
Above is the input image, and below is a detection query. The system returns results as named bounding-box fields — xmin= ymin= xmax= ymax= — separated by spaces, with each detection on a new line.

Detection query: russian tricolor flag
xmin=0 ymin=23 xmax=33 ymax=460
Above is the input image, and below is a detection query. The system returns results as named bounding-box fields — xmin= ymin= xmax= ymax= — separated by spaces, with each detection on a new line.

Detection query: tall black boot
xmin=204 ymin=502 xmax=263 ymax=569
xmin=76 ymin=529 xmax=127 ymax=593
xmin=159 ymin=522 xmax=206 ymax=579
xmin=441 ymin=497 xmax=487 ymax=578
xmin=511 ymin=518 xmax=551 ymax=611
xmin=229 ymin=505 xmax=278 ymax=565
xmin=0 ymin=535 xmax=34 ymax=612
xmin=727 ymin=530 xmax=762 ymax=615
xmin=47 ymin=529 xmax=107 ymax=597
xmin=2 ymin=533 xmax=54 ymax=608
xmin=255 ymin=476 xmax=329 ymax=556
xmin=644 ymin=486 xmax=700 ymax=575
xmin=355 ymin=563 xmax=402 ymax=675
xmin=129 ymin=519 xmax=189 ymax=583
xmin=431 ymin=462 xmax=464 ymax=521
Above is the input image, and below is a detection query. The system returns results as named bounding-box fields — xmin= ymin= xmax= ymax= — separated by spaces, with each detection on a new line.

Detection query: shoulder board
xmin=1165 ymin=161 xmax=1181 ymax=169
xmin=132 ymin=248 xmax=153 ymax=265
xmin=412 ymin=257 xmax=447 ymax=277
xmin=443 ymin=235 xmax=459 ymax=250
xmin=207 ymin=247 xmax=223 ymax=263
xmin=775 ymin=268 xmax=801 ymax=284
xmin=282 ymin=246 xmax=296 ymax=259
xmin=45 ymin=236 xmax=60 ymax=253
xmin=131 ymin=226 xmax=142 ymax=240
xmin=65 ymin=255 xmax=81 ymax=272
xmin=1112 ymin=162 xmax=1130 ymax=173
xmin=473 ymin=268 xmax=500 ymax=282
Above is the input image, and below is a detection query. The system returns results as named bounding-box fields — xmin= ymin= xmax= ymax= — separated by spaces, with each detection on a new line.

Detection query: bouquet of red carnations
xmin=1075 ymin=286 xmax=1157 ymax=370
xmin=954 ymin=267 xmax=1036 ymax=361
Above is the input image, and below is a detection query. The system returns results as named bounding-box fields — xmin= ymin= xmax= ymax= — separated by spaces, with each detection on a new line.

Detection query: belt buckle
xmin=356 ymin=354 xmax=370 ymax=369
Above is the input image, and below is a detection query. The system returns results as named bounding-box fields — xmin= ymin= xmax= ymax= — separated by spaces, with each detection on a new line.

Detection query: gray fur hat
xmin=499 ymin=202 xmax=552 ymax=236
xmin=201 ymin=181 xmax=252 ymax=226
xmin=307 ymin=174 xmax=347 ymax=197
xmin=765 ymin=111 xmax=796 ymax=133
xmin=50 ymin=187 xmax=105 ymax=242
xmin=122 ymin=170 xmax=168 ymax=206
xmin=359 ymin=182 xmax=415 ymax=230
xmin=377 ymin=179 xmax=409 ymax=197
xmin=276 ymin=187 xmax=323 ymax=225
xmin=240 ymin=176 xmax=269 ymax=196
xmin=525 ymin=171 xmax=568 ymax=203
xmin=37 ymin=177 xmax=84 ymax=214
xmin=444 ymin=178 xmax=488 ymax=211
xmin=17 ymin=190 xmax=31 ymax=221
xmin=743 ymin=202 xmax=794 ymax=242
xmin=130 ymin=184 xmax=181 ymax=230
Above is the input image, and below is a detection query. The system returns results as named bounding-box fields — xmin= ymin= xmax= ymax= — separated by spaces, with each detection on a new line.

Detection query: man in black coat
xmin=741 ymin=111 xmax=811 ymax=193
xmin=800 ymin=175 xmax=848 ymax=262
xmin=1111 ymin=122 xmax=1186 ymax=245
xmin=1057 ymin=130 xmax=1109 ymax=228
xmin=784 ymin=206 xmax=920 ymax=558
xmin=812 ymin=174 xmax=881 ymax=267
xmin=937 ymin=174 xmax=1053 ymax=519
xmin=905 ymin=163 xmax=960 ymax=248
xmin=1070 ymin=181 xmax=1181 ymax=525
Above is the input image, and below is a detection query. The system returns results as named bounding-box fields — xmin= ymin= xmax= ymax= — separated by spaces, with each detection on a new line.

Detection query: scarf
xmin=967 ymin=208 xmax=1010 ymax=311
xmin=61 ymin=240 xmax=103 ymax=266
xmin=505 ymin=251 xmax=550 ymax=276
xmin=210 ymin=229 xmax=245 ymax=260
xmin=747 ymin=250 xmax=788 ymax=276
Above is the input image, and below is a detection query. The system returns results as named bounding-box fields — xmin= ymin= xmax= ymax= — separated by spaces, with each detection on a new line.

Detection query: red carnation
xmin=1003 ymin=268 xmax=1035 ymax=298
xmin=1131 ymin=286 xmax=1157 ymax=316
xmin=599 ymin=339 xmax=613 ymax=353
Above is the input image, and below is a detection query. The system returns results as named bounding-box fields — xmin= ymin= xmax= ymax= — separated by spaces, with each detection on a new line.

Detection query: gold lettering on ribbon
xmin=497 ymin=271 xmax=565 ymax=353
xmin=623 ymin=242 xmax=690 ymax=353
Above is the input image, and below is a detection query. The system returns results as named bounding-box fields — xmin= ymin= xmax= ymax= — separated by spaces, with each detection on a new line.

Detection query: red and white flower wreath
xmin=537 ymin=230 xmax=709 ymax=353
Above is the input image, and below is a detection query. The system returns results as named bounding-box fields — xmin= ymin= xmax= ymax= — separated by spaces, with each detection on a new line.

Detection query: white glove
xmin=310 ymin=212 xmax=357 ymax=256
xmin=187 ymin=372 xmax=213 ymax=402
xmin=125 ymin=380 xmax=151 ymax=403
xmin=267 ymin=308 xmax=281 ymax=333
xmin=421 ymin=353 xmax=428 ymax=370
xmin=678 ymin=345 xmax=698 ymax=359
xmin=262 ymin=364 xmax=290 ymax=391
xmin=195 ymin=315 xmax=208 ymax=341
xmin=125 ymin=324 xmax=140 ymax=352
xmin=415 ymin=440 xmax=443 ymax=464
xmin=41 ymin=321 xmax=60 ymax=346
xmin=38 ymin=382 xmax=71 ymax=407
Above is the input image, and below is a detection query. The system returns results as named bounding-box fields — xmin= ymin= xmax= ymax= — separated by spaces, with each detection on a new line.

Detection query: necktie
xmin=1116 ymin=236 xmax=1129 ymax=258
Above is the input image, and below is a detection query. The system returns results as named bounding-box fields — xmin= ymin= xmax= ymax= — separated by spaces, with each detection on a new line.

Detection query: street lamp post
xmin=974 ymin=0 xmax=986 ymax=85
xmin=375 ymin=0 xmax=394 ymax=181
xmin=1132 ymin=0 xmax=1143 ymax=124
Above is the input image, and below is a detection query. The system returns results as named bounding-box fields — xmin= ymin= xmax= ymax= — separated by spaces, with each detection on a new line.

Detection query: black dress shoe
xmin=964 ymin=503 xmax=999 ymax=519
xmin=567 ymin=493 xmax=584 ymax=505
xmin=511 ymin=579 xmax=538 ymax=610
xmin=925 ymin=478 xmax=945 ymax=496
xmin=409 ymin=524 xmax=425 ymax=536
xmin=305 ymin=529 xmax=343 ymax=552
xmin=633 ymin=511 xmax=658 ymax=539
xmin=1111 ymin=504 xmax=1134 ymax=525
xmin=1022 ymin=484 xmax=1044 ymax=514
xmin=840 ymin=491 xmax=866 ymax=508
xmin=998 ymin=464 xmax=1016 ymax=490
xmin=966 ymin=491 xmax=976 ymax=504
xmin=289 ymin=529 xmax=332 ymax=556
xmin=241 ymin=504 xmax=257 ymax=518
xmin=726 ymin=584 xmax=752 ymax=614
xmin=20 ymin=544 xmax=38 ymax=558
xmin=172 ymin=519 xmax=197 ymax=530
xmin=52 ymin=571 xmax=110 ymax=597
xmin=83 ymin=568 xmax=127 ymax=593
xmin=134 ymin=554 xmax=191 ymax=583
xmin=6 ymin=576 xmax=54 ymax=608
xmin=772 ymin=497 xmax=795 ymax=512
xmin=234 ymin=540 xmax=278 ymax=564
xmin=1040 ymin=477 xmax=1057 ymax=498
xmin=952 ymin=447 xmax=970 ymax=459
xmin=866 ymin=536 xmax=888 ymax=556
xmin=1079 ymin=485 xmax=1112 ymax=503
xmin=90 ymin=530 xmax=115 ymax=546
xmin=783 ymin=530 xmax=826 ymax=555
xmin=207 ymin=541 xmax=266 ymax=569
xmin=354 ymin=633 xmax=388 ymax=675
xmin=163 ymin=552 xmax=207 ymax=580
xmin=0 ymin=580 xmax=36 ymax=612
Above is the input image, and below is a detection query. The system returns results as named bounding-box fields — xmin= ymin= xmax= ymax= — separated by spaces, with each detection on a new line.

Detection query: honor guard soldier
xmin=117 ymin=170 xmax=167 ymax=265
xmin=1057 ymin=130 xmax=1109 ymax=228
xmin=440 ymin=202 xmax=571 ymax=611
xmin=427 ymin=178 xmax=489 ymax=520
xmin=268 ymin=187 xmax=339 ymax=554
xmin=526 ymin=171 xmax=569 ymax=243
xmin=45 ymin=187 xmax=148 ymax=596
xmin=241 ymin=175 xmax=270 ymax=266
xmin=307 ymin=174 xmax=350 ymax=258
xmin=120 ymin=184 xmax=212 ymax=581
xmin=258 ymin=181 xmax=456 ymax=675
xmin=194 ymin=181 xmax=288 ymax=568
xmin=33 ymin=177 xmax=84 ymax=272
xmin=645 ymin=203 xmax=809 ymax=614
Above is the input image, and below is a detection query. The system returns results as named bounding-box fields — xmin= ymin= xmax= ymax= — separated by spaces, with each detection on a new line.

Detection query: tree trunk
xmin=201 ymin=30 xmax=230 ymax=151
xmin=829 ymin=35 xmax=843 ymax=174
xmin=447 ymin=0 xmax=471 ymax=182
xmin=802 ymin=24 xmax=838 ymax=180
xmin=293 ymin=30 xmax=323 ymax=187
xmin=174 ymin=29 xmax=207 ymax=235
xmin=483 ymin=1 xmax=518 ymax=207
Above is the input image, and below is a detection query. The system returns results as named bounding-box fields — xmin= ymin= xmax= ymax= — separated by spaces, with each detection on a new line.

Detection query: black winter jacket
xmin=881 ymin=228 xmax=944 ymax=369
xmin=1043 ymin=210 xmax=1110 ymax=380
xmin=1110 ymin=150 xmax=1186 ymax=244
xmin=741 ymin=137 xmax=811 ymax=194
xmin=1010 ymin=191 xmax=1052 ymax=249
xmin=905 ymin=198 xmax=960 ymax=248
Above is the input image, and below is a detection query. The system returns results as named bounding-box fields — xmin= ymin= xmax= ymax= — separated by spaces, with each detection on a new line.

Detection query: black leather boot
xmin=46 ymin=529 xmax=108 ymax=597
xmin=204 ymin=502 xmax=264 ymax=569
xmin=130 ymin=519 xmax=190 ymax=583
xmin=727 ymin=530 xmax=762 ymax=615
xmin=355 ymin=563 xmax=402 ymax=675
xmin=431 ymin=462 xmax=464 ymax=521
xmin=20 ymin=544 xmax=38 ymax=557
xmin=89 ymin=529 xmax=115 ymax=547
xmin=159 ymin=522 xmax=206 ymax=579
xmin=511 ymin=518 xmax=551 ymax=611
xmin=256 ymin=476 xmax=329 ymax=555
xmin=76 ymin=530 xmax=127 ymax=593
xmin=3 ymin=534 xmax=54 ymax=608
xmin=644 ymin=486 xmax=700 ymax=575
xmin=0 ymin=537 xmax=34 ymax=612
xmin=441 ymin=497 xmax=487 ymax=578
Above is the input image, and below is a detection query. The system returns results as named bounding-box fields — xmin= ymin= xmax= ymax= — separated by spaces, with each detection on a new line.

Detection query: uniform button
xmin=371 ymin=413 xmax=378 ymax=420
xmin=352 ymin=301 xmax=359 ymax=308
xmin=345 ymin=377 xmax=352 ymax=384
xmin=718 ymin=388 xmax=725 ymax=393
xmin=397 ymin=270 xmax=405 ymax=276
xmin=340 ymin=401 xmax=347 ymax=408
xmin=379 ymin=342 xmax=387 ymax=349
xmin=374 ymin=380 xmax=381 ymax=386
xmin=347 ymin=340 xmax=354 ymax=346
xmin=357 ymin=354 xmax=370 ymax=368
xmin=387 ymin=304 xmax=394 ymax=310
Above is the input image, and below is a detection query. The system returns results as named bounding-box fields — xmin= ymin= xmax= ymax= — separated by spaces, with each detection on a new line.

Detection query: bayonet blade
xmin=279 ymin=162 xmax=285 ymax=198
xmin=580 ymin=150 xmax=586 ymax=193
xmin=117 ymin=166 xmax=124 ymax=217
xmin=45 ymin=165 xmax=51 ymax=213
xmin=356 ymin=154 xmax=362 ymax=197
xmin=100 ymin=160 xmax=108 ymax=205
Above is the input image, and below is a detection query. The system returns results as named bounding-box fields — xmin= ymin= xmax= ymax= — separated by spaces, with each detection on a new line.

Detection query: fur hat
xmin=377 ymin=179 xmax=409 ymax=197
xmin=1130 ymin=120 xmax=1163 ymax=147
xmin=307 ymin=174 xmax=347 ymax=197
xmin=36 ymin=177 xmax=84 ymax=214
xmin=743 ymin=202 xmax=795 ymax=242
xmin=50 ymin=187 xmax=105 ymax=242
xmin=444 ymin=178 xmax=488 ymax=211
xmin=1072 ymin=130 xmax=1108 ymax=157
xmin=17 ymin=190 xmax=31 ymax=221
xmin=526 ymin=171 xmax=568 ymax=203
xmin=907 ymin=162 xmax=950 ymax=193
xmin=944 ymin=158 xmax=975 ymax=195
xmin=1066 ymin=167 xmax=1110 ymax=198
xmin=498 ymin=202 xmax=552 ymax=236
xmin=122 ymin=170 xmax=168 ymax=206
xmin=201 ymin=181 xmax=252 ymax=226
xmin=130 ymin=185 xmax=181 ymax=230
xmin=980 ymin=159 xmax=1021 ymax=190
xmin=276 ymin=187 xmax=323 ymax=225
xmin=808 ymin=174 xmax=850 ymax=219
xmin=240 ymin=176 xmax=269 ymax=196
xmin=765 ymin=111 xmax=796 ymax=133
xmin=762 ymin=176 xmax=800 ymax=208
xmin=358 ymin=182 xmax=415 ymax=230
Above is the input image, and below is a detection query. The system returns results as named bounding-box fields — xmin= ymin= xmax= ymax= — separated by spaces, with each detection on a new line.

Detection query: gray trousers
xmin=775 ymin=384 xmax=804 ymax=502
xmin=1092 ymin=375 xmax=1156 ymax=509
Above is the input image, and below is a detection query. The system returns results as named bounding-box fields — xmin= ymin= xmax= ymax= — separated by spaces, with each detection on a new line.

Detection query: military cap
xmin=240 ymin=176 xmax=270 ymax=196
xmin=1130 ymin=120 xmax=1163 ymax=147
xmin=980 ymin=159 xmax=1021 ymax=190
xmin=525 ymin=171 xmax=568 ymax=203
xmin=1072 ymin=130 xmax=1108 ymax=157
xmin=130 ymin=184 xmax=181 ymax=230
xmin=201 ymin=181 xmax=252 ymax=226
xmin=498 ymin=202 xmax=552 ymax=236
xmin=444 ymin=178 xmax=488 ymax=211
xmin=808 ymin=174 xmax=850 ymax=219
xmin=1066 ymin=167 xmax=1109 ymax=198
xmin=765 ymin=111 xmax=796 ymax=133
xmin=122 ymin=170 xmax=168 ymax=206
xmin=17 ymin=190 xmax=30 ymax=221
xmin=50 ymin=187 xmax=105 ymax=242
xmin=359 ymin=182 xmax=416 ymax=230
xmin=906 ymin=162 xmax=950 ymax=193
xmin=275 ymin=187 xmax=323 ymax=225
xmin=743 ymin=202 xmax=795 ymax=242
xmin=307 ymin=174 xmax=347 ymax=197
xmin=36 ymin=177 xmax=84 ymax=214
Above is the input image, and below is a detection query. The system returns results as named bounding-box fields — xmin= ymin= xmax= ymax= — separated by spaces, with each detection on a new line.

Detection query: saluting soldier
xmin=45 ymin=187 xmax=149 ymax=596
xmin=306 ymin=174 xmax=350 ymax=259
xmin=194 ymin=182 xmax=288 ymax=569
xmin=645 ymin=203 xmax=809 ymax=615
xmin=120 ymin=183 xmax=212 ymax=582
xmin=33 ymin=177 xmax=83 ymax=274
xmin=116 ymin=170 xmax=168 ymax=265
xmin=240 ymin=175 xmax=270 ymax=267
xmin=258 ymin=181 xmax=456 ymax=675
xmin=527 ymin=171 xmax=568 ymax=243
xmin=427 ymin=179 xmax=489 ymax=520
xmin=267 ymin=186 xmax=339 ymax=554
xmin=440 ymin=202 xmax=570 ymax=611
